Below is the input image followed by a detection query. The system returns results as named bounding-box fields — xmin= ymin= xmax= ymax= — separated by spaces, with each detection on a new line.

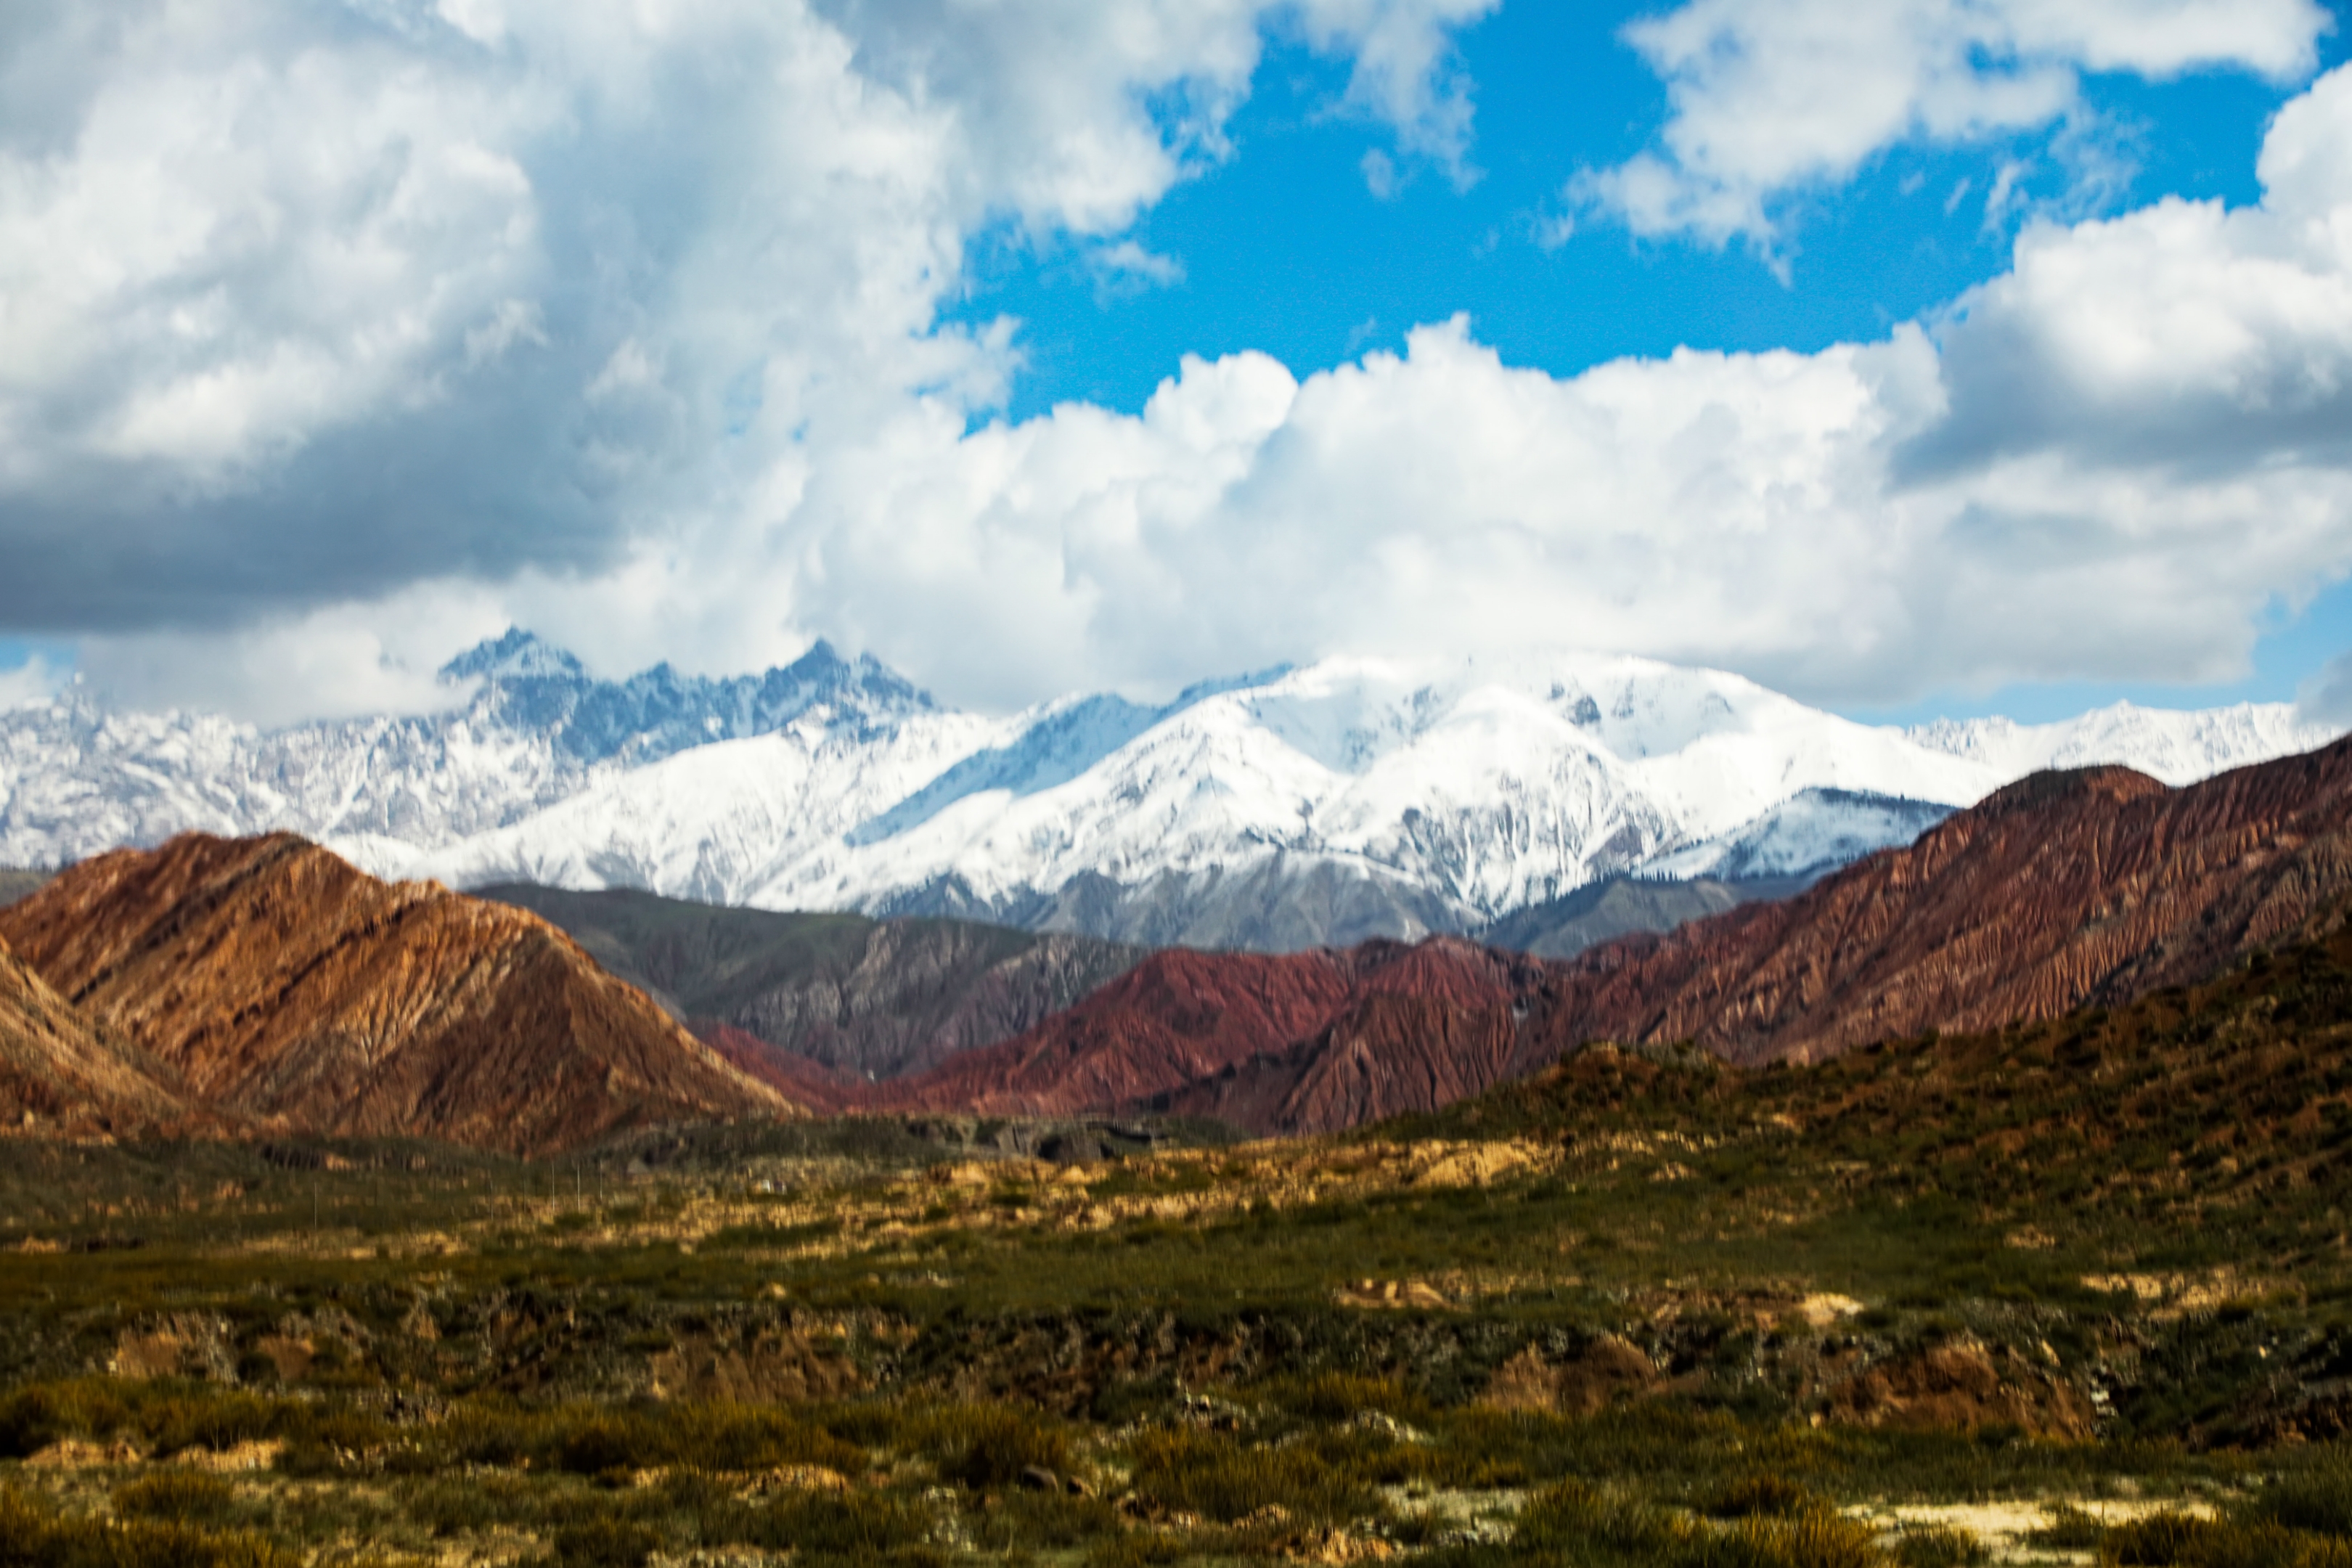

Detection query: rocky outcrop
xmin=0 ymin=834 xmax=797 ymax=1153
xmin=0 ymin=870 xmax=49 ymax=908
xmin=1517 ymin=739 xmax=2352 ymax=1069
xmin=0 ymin=931 xmax=196 ymax=1138
xmin=481 ymin=883 xmax=1144 ymax=1081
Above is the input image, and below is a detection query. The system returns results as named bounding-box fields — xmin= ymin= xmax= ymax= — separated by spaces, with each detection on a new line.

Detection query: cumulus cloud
xmin=0 ymin=0 xmax=1490 ymax=650
xmin=12 ymin=1 xmax=2352 ymax=724
xmin=1575 ymin=0 xmax=2329 ymax=248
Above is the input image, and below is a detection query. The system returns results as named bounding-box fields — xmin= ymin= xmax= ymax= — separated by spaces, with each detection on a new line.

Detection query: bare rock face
xmin=873 ymin=938 xmax=1548 ymax=1135
xmin=870 ymin=946 xmax=1367 ymax=1119
xmin=0 ymin=833 xmax=797 ymax=1153
xmin=1517 ymin=740 xmax=2352 ymax=1069
xmin=0 ymin=931 xmax=195 ymax=1138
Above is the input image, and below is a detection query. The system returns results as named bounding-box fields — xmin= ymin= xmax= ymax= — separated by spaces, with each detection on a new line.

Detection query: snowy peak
xmin=1906 ymin=701 xmax=2338 ymax=788
xmin=1640 ymin=788 xmax=1958 ymax=883
xmin=4 ymin=637 xmax=2345 ymax=955
xmin=439 ymin=628 xmax=587 ymax=682
xmin=442 ymin=630 xmax=937 ymax=768
xmin=0 ymin=633 xmax=945 ymax=871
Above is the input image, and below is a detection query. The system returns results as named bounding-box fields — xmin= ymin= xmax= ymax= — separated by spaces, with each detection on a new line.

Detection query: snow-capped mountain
xmin=1905 ymin=703 xmax=2332 ymax=785
xmin=0 ymin=632 xmax=936 ymax=870
xmin=1641 ymin=788 xmax=1959 ymax=883
xmin=1 ymin=634 xmax=2339 ymax=950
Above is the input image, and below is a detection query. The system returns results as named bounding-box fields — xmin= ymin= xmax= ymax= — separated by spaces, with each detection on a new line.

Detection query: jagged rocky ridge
xmin=0 ymin=634 xmax=934 ymax=874
xmin=0 ymin=633 xmax=2335 ymax=951
xmin=0 ymin=835 xmax=796 ymax=1153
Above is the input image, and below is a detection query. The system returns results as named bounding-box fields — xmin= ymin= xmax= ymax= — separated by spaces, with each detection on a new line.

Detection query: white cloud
xmin=12 ymin=2 xmax=2352 ymax=728
xmin=646 ymin=65 xmax=2352 ymax=711
xmin=0 ymin=656 xmax=66 ymax=712
xmin=0 ymin=0 xmax=1492 ymax=642
xmin=1577 ymin=0 xmax=2329 ymax=248
xmin=75 ymin=588 xmax=508 ymax=725
xmin=1293 ymin=0 xmax=1500 ymax=179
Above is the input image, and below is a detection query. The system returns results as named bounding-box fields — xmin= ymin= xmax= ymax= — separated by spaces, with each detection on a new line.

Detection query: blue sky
xmin=939 ymin=0 xmax=2352 ymax=724
xmin=1 ymin=0 xmax=2350 ymax=727
xmin=959 ymin=7 xmax=2311 ymax=421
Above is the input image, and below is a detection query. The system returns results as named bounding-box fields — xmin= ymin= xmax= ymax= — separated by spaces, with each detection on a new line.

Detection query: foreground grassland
xmin=12 ymin=928 xmax=2352 ymax=1564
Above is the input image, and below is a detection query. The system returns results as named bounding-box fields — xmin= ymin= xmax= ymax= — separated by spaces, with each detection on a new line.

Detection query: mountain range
xmin=860 ymin=735 xmax=2352 ymax=1135
xmin=0 ymin=633 xmax=2335 ymax=952
xmin=0 ymin=722 xmax=2345 ymax=1151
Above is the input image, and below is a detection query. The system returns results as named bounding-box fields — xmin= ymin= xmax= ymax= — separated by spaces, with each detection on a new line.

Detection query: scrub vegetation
xmin=9 ymin=921 xmax=2352 ymax=1564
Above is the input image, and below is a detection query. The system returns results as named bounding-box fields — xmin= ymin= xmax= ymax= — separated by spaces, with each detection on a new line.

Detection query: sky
xmin=1 ymin=0 xmax=2351 ymax=729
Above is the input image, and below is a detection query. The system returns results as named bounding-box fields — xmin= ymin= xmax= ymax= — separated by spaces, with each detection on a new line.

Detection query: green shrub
xmin=739 ymin=1490 xmax=946 ymax=1567
xmin=0 ymin=1486 xmax=294 ymax=1568
xmin=1512 ymin=1480 xmax=1696 ymax=1560
xmin=918 ymin=1403 xmax=1071 ymax=1490
xmin=111 ymin=1470 xmax=243 ymax=1526
xmin=2099 ymin=1511 xmax=2352 ymax=1567
xmin=547 ymin=1517 xmax=663 ymax=1568
xmin=0 ymin=1382 xmax=131 ymax=1458
xmin=1888 ymin=1524 xmax=1985 ymax=1567
xmin=2261 ymin=1457 xmax=2352 ymax=1538
xmin=2027 ymin=1506 xmax=2107 ymax=1551
xmin=1127 ymin=1427 xmax=1378 ymax=1527
xmin=447 ymin=1402 xmax=862 ymax=1479
xmin=1278 ymin=1371 xmax=1430 ymax=1425
xmin=1701 ymin=1511 xmax=1882 ymax=1568
xmin=1706 ymin=1474 xmax=1825 ymax=1519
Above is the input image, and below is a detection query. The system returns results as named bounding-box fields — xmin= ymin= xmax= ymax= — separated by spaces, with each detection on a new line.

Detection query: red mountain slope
xmin=697 ymin=1021 xmax=869 ymax=1116
xmin=0 ymin=834 xmax=799 ymax=1154
xmin=1516 ymin=741 xmax=2352 ymax=1071
xmin=0 ymin=932 xmax=198 ymax=1139
xmin=869 ymin=938 xmax=1546 ymax=1132
xmin=862 ymin=739 xmax=2352 ymax=1136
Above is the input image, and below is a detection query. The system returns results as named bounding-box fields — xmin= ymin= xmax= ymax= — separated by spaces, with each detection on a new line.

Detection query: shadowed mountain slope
xmin=477 ymin=884 xmax=1144 ymax=1082
xmin=868 ymin=939 xmax=1547 ymax=1132
xmin=1477 ymin=874 xmax=1805 ymax=959
xmin=0 ymin=931 xmax=196 ymax=1138
xmin=0 ymin=835 xmax=796 ymax=1154
xmin=0 ymin=870 xmax=49 ymax=908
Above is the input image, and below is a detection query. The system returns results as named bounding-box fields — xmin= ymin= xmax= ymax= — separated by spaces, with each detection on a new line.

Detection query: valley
xmin=7 ymin=918 xmax=2352 ymax=1564
xmin=2 ymin=722 xmax=2351 ymax=1564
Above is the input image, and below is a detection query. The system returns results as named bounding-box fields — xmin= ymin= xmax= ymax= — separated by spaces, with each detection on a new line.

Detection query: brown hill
xmin=859 ymin=738 xmax=2352 ymax=1137
xmin=0 ymin=834 xmax=798 ymax=1154
xmin=0 ymin=931 xmax=197 ymax=1138
xmin=1513 ymin=740 xmax=2352 ymax=1071
xmin=868 ymin=938 xmax=1549 ymax=1134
